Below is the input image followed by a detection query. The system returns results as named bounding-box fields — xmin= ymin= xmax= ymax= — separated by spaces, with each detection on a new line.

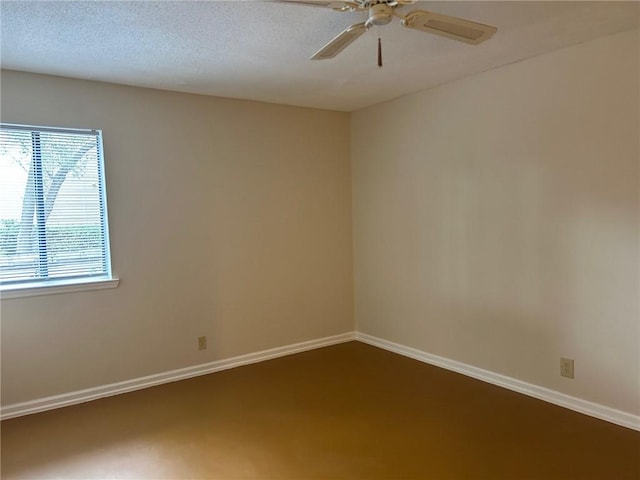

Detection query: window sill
xmin=0 ymin=278 xmax=120 ymax=299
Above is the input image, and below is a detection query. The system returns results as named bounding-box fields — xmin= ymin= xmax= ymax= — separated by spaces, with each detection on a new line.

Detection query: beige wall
xmin=352 ymin=30 xmax=639 ymax=415
xmin=0 ymin=71 xmax=354 ymax=405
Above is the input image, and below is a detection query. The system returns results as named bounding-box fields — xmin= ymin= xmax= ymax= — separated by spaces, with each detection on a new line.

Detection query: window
xmin=0 ymin=123 xmax=117 ymax=297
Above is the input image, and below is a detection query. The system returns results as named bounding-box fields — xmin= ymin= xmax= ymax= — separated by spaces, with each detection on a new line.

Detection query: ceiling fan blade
xmin=311 ymin=22 xmax=369 ymax=60
xmin=272 ymin=0 xmax=361 ymax=11
xmin=402 ymin=10 xmax=497 ymax=45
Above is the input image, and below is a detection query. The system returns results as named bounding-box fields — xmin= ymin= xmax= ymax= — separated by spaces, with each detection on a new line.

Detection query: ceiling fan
xmin=275 ymin=0 xmax=497 ymax=65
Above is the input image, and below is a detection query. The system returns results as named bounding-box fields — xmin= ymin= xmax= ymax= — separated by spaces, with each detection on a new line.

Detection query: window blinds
xmin=0 ymin=124 xmax=112 ymax=286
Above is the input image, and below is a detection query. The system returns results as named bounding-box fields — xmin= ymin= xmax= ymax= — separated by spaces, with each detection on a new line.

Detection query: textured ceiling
xmin=1 ymin=1 xmax=638 ymax=111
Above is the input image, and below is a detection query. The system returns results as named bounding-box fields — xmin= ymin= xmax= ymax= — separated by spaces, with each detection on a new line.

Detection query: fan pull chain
xmin=377 ymin=37 xmax=382 ymax=67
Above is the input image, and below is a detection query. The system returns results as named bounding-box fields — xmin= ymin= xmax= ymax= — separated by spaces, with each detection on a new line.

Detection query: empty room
xmin=0 ymin=1 xmax=638 ymax=478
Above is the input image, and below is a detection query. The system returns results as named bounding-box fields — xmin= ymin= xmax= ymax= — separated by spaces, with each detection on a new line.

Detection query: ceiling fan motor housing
xmin=368 ymin=4 xmax=392 ymax=26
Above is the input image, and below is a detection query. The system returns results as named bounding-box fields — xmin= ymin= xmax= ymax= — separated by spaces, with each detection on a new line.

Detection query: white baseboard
xmin=3 ymin=330 xmax=638 ymax=431
xmin=0 ymin=332 xmax=356 ymax=420
xmin=356 ymin=332 xmax=640 ymax=431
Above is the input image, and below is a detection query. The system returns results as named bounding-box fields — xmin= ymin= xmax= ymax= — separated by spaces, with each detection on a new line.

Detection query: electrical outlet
xmin=560 ymin=357 xmax=574 ymax=379
xmin=198 ymin=336 xmax=207 ymax=350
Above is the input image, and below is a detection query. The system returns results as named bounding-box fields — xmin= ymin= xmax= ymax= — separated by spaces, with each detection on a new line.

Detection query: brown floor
xmin=1 ymin=342 xmax=638 ymax=479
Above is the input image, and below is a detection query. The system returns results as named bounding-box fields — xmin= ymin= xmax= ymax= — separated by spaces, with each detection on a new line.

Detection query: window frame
xmin=0 ymin=123 xmax=118 ymax=298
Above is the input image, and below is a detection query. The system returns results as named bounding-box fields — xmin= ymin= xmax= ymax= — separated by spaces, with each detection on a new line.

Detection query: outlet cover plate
xmin=560 ymin=357 xmax=574 ymax=379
